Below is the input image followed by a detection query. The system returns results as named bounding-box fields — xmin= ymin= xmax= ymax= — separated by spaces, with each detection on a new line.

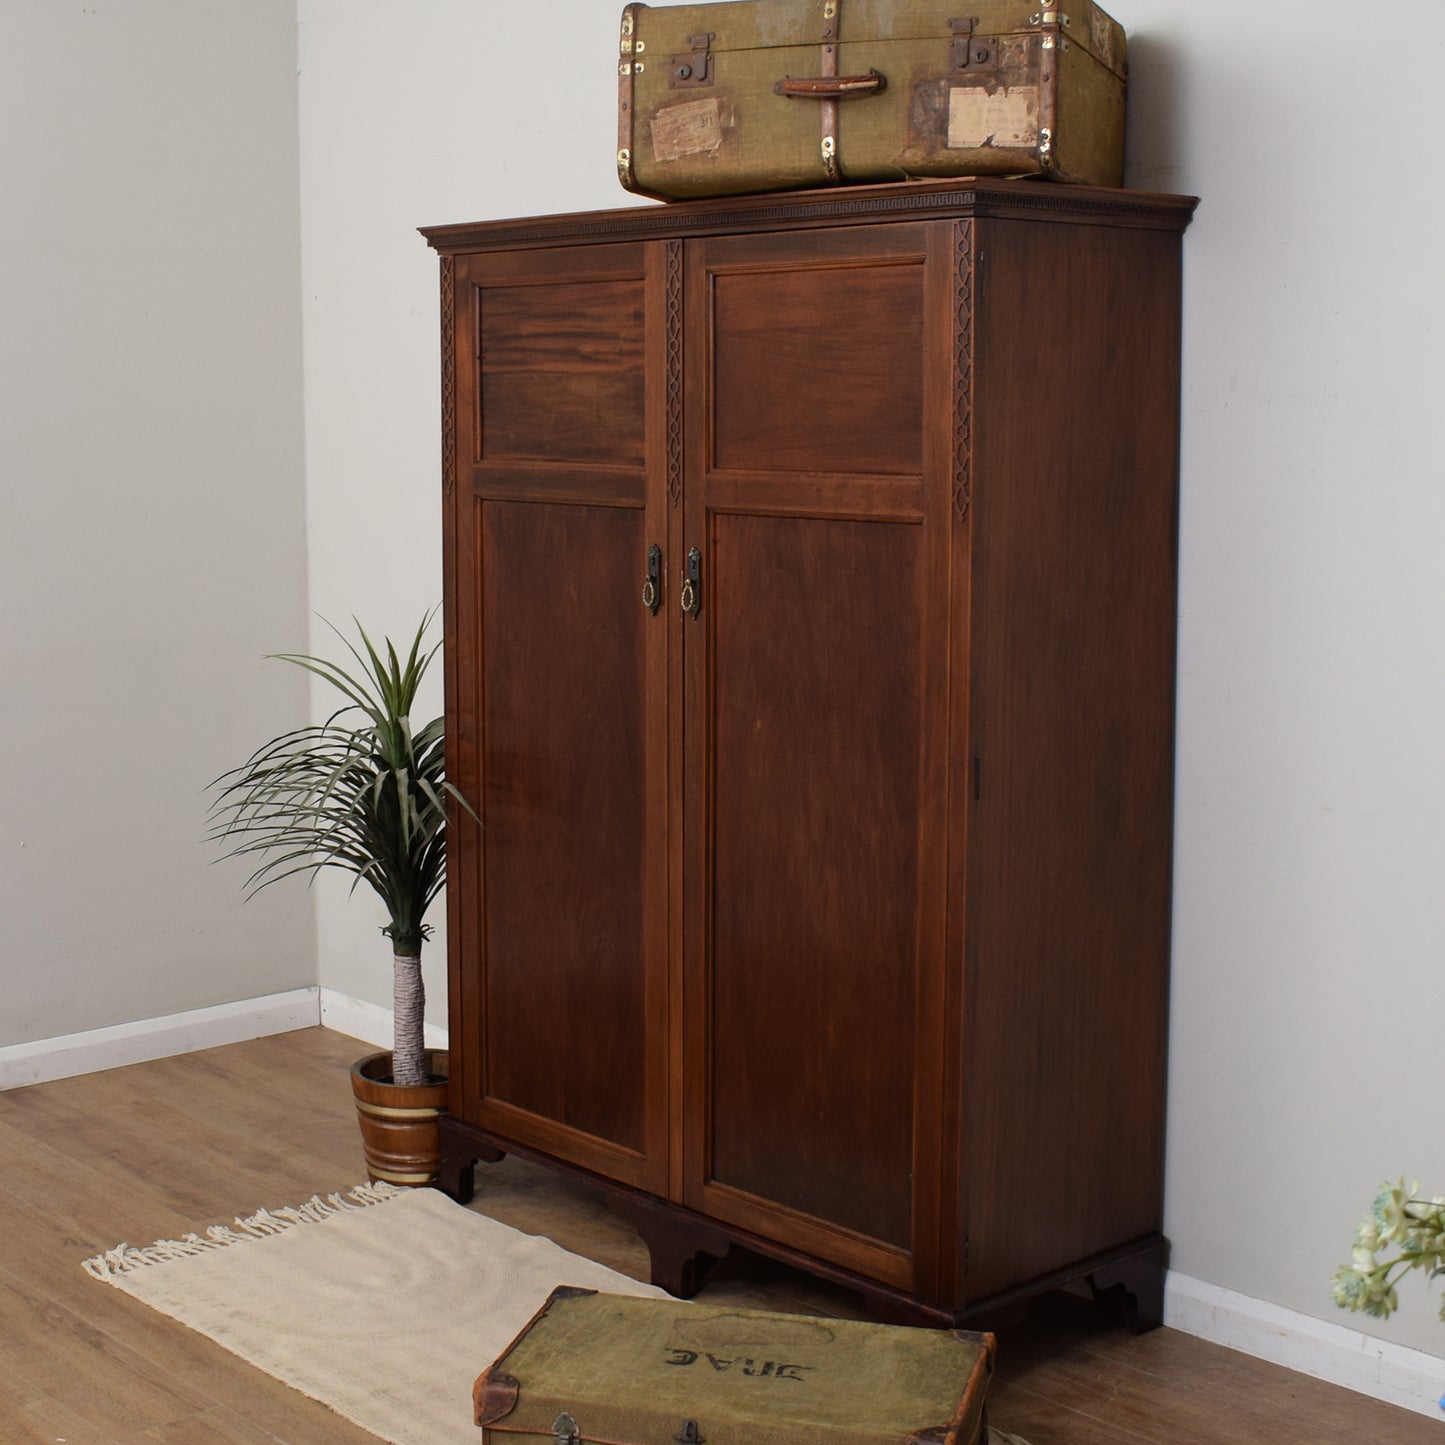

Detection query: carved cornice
xmin=420 ymin=182 xmax=1197 ymax=256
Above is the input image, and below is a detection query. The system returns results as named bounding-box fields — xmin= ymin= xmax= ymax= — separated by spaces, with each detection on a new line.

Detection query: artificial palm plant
xmin=208 ymin=613 xmax=470 ymax=1088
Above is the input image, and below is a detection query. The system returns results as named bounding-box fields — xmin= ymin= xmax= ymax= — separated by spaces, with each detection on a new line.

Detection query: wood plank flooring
xmin=0 ymin=1027 xmax=1434 ymax=1443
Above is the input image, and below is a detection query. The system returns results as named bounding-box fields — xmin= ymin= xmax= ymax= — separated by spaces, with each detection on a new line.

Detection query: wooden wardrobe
xmin=422 ymin=179 xmax=1195 ymax=1329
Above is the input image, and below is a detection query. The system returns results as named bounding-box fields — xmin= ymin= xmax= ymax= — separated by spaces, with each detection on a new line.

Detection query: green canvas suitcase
xmin=474 ymin=1286 xmax=995 ymax=1444
xmin=618 ymin=0 xmax=1126 ymax=200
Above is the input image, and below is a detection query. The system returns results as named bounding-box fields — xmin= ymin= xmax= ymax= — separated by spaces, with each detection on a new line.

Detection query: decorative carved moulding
xmin=419 ymin=179 xmax=1198 ymax=257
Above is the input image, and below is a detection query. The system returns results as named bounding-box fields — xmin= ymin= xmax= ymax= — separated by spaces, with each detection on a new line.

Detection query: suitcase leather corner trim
xmin=475 ymin=1371 xmax=522 ymax=1429
xmin=474 ymin=1287 xmax=601 ymax=1429
xmin=904 ymin=1331 xmax=995 ymax=1445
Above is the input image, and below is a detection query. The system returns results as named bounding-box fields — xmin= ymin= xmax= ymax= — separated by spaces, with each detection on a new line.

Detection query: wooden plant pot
xmin=350 ymin=1049 xmax=449 ymax=1188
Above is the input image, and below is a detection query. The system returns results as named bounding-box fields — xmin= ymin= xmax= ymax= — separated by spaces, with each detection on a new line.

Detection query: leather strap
xmin=617 ymin=4 xmax=640 ymax=192
xmin=819 ymin=0 xmax=840 ymax=181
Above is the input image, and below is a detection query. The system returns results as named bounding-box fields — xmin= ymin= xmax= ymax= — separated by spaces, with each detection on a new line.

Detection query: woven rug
xmin=85 ymin=1184 xmax=1028 ymax=1444
xmin=83 ymin=1183 xmax=665 ymax=1444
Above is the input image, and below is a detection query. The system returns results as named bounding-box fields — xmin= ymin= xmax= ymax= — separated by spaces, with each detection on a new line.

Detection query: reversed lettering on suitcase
xmin=663 ymin=1348 xmax=813 ymax=1381
xmin=947 ymin=85 xmax=1039 ymax=149
xmin=650 ymin=98 xmax=725 ymax=162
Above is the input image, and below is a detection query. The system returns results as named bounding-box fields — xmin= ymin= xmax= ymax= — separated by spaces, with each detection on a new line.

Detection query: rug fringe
xmin=82 ymin=1181 xmax=405 ymax=1281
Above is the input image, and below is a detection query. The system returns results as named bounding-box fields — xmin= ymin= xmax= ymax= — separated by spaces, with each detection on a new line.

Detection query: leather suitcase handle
xmin=774 ymin=69 xmax=886 ymax=98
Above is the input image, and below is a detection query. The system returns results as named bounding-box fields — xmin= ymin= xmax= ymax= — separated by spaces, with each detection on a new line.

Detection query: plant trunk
xmin=392 ymin=951 xmax=427 ymax=1087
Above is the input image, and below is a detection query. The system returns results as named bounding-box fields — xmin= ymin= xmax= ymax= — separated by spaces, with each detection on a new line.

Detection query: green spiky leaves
xmin=207 ymin=610 xmax=475 ymax=958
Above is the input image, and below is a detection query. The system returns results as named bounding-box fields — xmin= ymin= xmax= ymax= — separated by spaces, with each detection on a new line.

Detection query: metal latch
xmin=551 ymin=1413 xmax=580 ymax=1445
xmin=669 ymin=32 xmax=714 ymax=87
xmin=673 ymin=1423 xmax=706 ymax=1445
xmin=949 ymin=17 xmax=996 ymax=70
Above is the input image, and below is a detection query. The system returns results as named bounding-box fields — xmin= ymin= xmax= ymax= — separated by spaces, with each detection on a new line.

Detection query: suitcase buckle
xmin=551 ymin=1413 xmax=580 ymax=1444
xmin=673 ymin=1423 xmax=705 ymax=1445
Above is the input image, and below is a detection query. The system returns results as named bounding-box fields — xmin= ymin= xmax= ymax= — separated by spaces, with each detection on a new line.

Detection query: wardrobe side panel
xmin=960 ymin=216 xmax=1182 ymax=1301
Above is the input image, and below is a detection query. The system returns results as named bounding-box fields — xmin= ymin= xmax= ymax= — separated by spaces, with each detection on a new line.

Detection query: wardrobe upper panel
xmin=708 ymin=259 xmax=925 ymax=477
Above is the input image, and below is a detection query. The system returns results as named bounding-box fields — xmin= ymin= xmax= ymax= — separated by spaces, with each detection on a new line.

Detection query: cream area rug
xmin=84 ymin=1183 xmax=665 ymax=1444
xmin=85 ymin=1184 xmax=1029 ymax=1444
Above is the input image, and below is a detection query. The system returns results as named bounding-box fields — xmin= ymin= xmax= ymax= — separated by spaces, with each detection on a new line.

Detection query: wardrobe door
xmin=680 ymin=222 xmax=957 ymax=1293
xmin=446 ymin=241 xmax=671 ymax=1194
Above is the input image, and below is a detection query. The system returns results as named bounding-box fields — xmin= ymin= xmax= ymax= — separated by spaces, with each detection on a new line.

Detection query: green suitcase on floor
xmin=474 ymin=1286 xmax=995 ymax=1444
xmin=618 ymin=0 xmax=1126 ymax=199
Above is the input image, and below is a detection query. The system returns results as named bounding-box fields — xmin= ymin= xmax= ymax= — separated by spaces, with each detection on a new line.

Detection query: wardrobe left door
xmin=443 ymin=241 xmax=673 ymax=1195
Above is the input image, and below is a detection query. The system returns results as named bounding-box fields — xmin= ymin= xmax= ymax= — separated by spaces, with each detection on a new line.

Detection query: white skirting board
xmin=0 ymin=988 xmax=323 ymax=1089
xmin=316 ymin=988 xmax=449 ymax=1054
xmin=0 ymin=987 xmax=446 ymax=1090
xmin=1165 ymin=1272 xmax=1445 ymax=1419
xmin=2 ymin=997 xmax=1439 ymax=1417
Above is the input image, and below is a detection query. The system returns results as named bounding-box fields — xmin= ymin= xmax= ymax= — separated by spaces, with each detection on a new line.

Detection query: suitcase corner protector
xmin=473 ymin=1367 xmax=520 ymax=1427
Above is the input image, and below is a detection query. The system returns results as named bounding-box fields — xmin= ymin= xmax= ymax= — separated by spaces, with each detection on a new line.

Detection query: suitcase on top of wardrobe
xmin=618 ymin=0 xmax=1127 ymax=199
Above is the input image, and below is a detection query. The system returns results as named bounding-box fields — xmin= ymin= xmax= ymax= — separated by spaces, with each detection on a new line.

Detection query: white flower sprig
xmin=1333 ymin=1179 xmax=1445 ymax=1321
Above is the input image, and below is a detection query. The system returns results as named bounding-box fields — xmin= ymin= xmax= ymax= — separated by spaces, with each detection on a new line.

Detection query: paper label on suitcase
xmin=651 ymin=98 xmax=726 ymax=160
xmin=947 ymin=86 xmax=1038 ymax=149
xmin=475 ymin=1287 xmax=994 ymax=1444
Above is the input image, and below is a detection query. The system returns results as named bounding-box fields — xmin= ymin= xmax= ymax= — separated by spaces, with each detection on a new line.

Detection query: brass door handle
xmin=642 ymin=543 xmax=662 ymax=614
xmin=680 ymin=547 xmax=702 ymax=619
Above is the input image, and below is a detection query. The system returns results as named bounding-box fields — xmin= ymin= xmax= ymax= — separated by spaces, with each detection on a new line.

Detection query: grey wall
xmin=1123 ymin=0 xmax=1445 ymax=1359
xmin=0 ymin=1 xmax=313 ymax=1043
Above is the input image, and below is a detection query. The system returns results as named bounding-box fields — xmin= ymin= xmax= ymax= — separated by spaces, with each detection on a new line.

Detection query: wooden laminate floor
xmin=0 ymin=1027 xmax=1434 ymax=1443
